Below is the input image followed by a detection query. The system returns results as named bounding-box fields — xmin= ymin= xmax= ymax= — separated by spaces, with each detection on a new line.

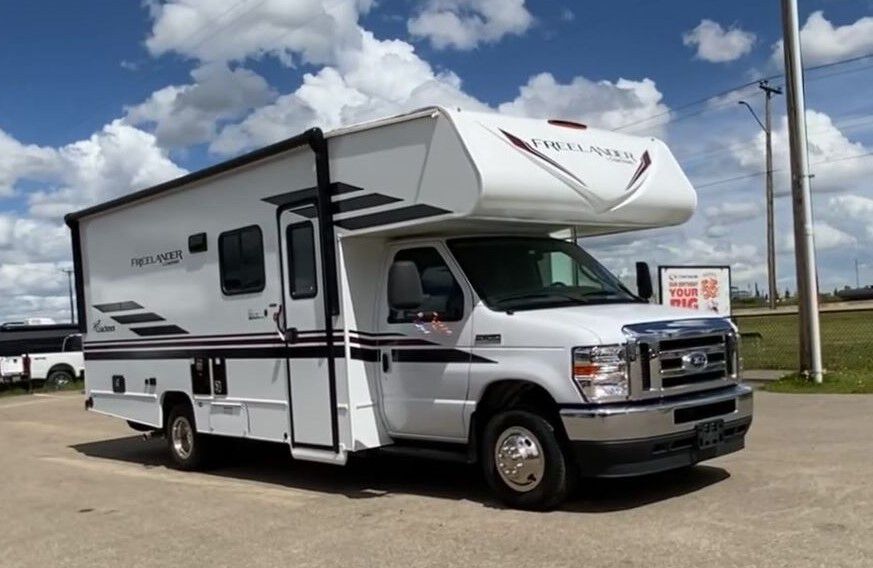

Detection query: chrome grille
xmin=624 ymin=319 xmax=739 ymax=399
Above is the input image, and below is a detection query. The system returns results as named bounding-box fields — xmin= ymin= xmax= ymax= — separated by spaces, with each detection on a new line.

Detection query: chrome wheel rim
xmin=171 ymin=416 xmax=194 ymax=460
xmin=494 ymin=426 xmax=545 ymax=492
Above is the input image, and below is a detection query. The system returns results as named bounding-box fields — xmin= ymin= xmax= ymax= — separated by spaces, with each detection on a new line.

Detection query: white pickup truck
xmin=0 ymin=334 xmax=84 ymax=388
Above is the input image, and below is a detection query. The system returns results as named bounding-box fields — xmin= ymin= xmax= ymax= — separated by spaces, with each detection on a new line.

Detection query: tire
xmin=165 ymin=403 xmax=210 ymax=470
xmin=45 ymin=369 xmax=74 ymax=390
xmin=481 ymin=410 xmax=572 ymax=511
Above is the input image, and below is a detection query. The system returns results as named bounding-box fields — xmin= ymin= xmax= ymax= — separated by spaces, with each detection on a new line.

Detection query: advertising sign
xmin=658 ymin=265 xmax=731 ymax=316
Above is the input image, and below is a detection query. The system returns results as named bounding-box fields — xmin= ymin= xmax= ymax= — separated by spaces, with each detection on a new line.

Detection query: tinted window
xmin=287 ymin=222 xmax=317 ymax=299
xmin=388 ymin=247 xmax=463 ymax=323
xmin=219 ymin=226 xmax=265 ymax=295
xmin=63 ymin=335 xmax=82 ymax=352
xmin=448 ymin=237 xmax=636 ymax=311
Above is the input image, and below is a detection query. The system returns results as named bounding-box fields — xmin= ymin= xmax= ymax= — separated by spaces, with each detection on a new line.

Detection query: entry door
xmin=377 ymin=244 xmax=472 ymax=440
xmin=279 ymin=209 xmax=335 ymax=449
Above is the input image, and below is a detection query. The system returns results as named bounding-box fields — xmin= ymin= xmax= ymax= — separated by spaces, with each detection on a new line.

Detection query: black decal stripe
xmin=84 ymin=336 xmax=433 ymax=351
xmin=392 ymin=348 xmax=496 ymax=364
xmin=353 ymin=337 xmax=436 ymax=347
xmin=84 ymin=345 xmax=345 ymax=361
xmin=290 ymin=194 xmax=404 ymax=220
xmin=130 ymin=325 xmax=188 ymax=337
xmin=83 ymin=344 xmax=492 ymax=363
xmin=336 ymin=204 xmax=450 ymax=230
xmin=86 ymin=338 xmax=285 ymax=351
xmin=93 ymin=301 xmax=144 ymax=313
xmin=263 ymin=182 xmax=361 ymax=208
xmin=111 ymin=313 xmax=165 ymax=324
xmin=290 ymin=205 xmax=317 ymax=218
xmin=335 ymin=193 xmax=401 ymax=213
xmin=85 ymin=331 xmax=278 ymax=346
xmin=351 ymin=347 xmax=380 ymax=362
xmin=348 ymin=330 xmax=405 ymax=338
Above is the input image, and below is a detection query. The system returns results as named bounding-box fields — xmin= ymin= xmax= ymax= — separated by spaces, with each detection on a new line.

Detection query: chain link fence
xmin=732 ymin=306 xmax=873 ymax=372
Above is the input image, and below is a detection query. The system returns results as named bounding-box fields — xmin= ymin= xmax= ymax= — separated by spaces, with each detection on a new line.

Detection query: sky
xmin=1 ymin=0 xmax=872 ymax=322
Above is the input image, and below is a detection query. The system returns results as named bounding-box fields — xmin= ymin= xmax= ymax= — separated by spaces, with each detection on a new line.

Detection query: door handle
xmin=381 ymin=351 xmax=391 ymax=373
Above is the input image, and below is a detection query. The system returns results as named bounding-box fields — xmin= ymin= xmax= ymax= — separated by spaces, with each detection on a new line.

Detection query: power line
xmin=612 ymin=51 xmax=873 ymax=133
xmin=677 ymin=110 xmax=873 ymax=164
xmin=695 ymin=150 xmax=873 ymax=190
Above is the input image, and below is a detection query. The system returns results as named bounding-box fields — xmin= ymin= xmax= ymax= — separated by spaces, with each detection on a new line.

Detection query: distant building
xmin=730 ymin=286 xmax=752 ymax=300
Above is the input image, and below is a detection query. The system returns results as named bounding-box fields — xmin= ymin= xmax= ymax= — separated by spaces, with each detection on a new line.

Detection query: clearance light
xmin=572 ymin=345 xmax=628 ymax=401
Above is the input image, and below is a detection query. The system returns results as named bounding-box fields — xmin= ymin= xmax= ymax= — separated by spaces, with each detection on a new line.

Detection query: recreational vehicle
xmin=66 ymin=107 xmax=752 ymax=510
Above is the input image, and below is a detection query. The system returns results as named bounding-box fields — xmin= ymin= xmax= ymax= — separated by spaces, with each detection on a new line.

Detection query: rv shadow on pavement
xmin=70 ymin=435 xmax=730 ymax=512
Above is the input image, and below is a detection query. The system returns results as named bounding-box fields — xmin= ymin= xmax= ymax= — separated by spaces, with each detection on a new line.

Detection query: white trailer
xmin=66 ymin=107 xmax=752 ymax=509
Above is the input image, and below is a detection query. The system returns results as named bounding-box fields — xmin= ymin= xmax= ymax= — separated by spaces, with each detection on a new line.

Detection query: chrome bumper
xmin=560 ymin=384 xmax=753 ymax=442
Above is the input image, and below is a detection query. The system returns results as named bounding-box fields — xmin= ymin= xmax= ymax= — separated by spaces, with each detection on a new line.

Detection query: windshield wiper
xmin=493 ymin=291 xmax=588 ymax=307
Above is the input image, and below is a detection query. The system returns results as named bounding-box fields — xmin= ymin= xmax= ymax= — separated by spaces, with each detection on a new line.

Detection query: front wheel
xmin=481 ymin=410 xmax=573 ymax=511
xmin=166 ymin=404 xmax=211 ymax=470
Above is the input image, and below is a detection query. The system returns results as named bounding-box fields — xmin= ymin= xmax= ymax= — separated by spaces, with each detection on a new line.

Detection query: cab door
xmin=377 ymin=244 xmax=473 ymax=440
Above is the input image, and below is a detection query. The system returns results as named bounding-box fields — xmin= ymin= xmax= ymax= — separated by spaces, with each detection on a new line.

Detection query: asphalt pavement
xmin=1 ymin=390 xmax=871 ymax=568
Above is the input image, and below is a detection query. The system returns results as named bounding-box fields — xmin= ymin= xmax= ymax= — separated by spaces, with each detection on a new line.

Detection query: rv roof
xmin=65 ymin=106 xmax=696 ymax=235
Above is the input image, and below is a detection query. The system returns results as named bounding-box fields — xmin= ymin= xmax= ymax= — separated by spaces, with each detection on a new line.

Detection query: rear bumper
xmin=560 ymin=384 xmax=753 ymax=477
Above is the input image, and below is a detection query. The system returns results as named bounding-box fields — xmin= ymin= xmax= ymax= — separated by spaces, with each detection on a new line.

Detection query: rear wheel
xmin=45 ymin=369 xmax=74 ymax=390
xmin=481 ymin=410 xmax=572 ymax=511
xmin=166 ymin=404 xmax=210 ymax=470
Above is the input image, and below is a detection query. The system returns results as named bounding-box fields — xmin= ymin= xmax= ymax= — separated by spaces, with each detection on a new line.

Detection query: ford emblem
xmin=682 ymin=351 xmax=708 ymax=370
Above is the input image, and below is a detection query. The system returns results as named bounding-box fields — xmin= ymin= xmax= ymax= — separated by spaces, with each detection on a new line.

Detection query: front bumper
xmin=560 ymin=384 xmax=753 ymax=477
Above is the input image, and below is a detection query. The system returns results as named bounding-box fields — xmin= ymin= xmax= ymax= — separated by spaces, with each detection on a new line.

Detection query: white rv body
xmin=67 ymin=107 xmax=751 ymax=508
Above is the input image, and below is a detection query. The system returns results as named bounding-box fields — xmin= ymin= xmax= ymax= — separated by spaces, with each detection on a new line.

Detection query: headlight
xmin=573 ymin=345 xmax=628 ymax=401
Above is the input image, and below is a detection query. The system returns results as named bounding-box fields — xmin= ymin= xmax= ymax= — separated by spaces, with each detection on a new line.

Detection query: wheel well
xmin=47 ymin=364 xmax=75 ymax=377
xmin=468 ymin=380 xmax=565 ymax=460
xmin=161 ymin=391 xmax=192 ymax=429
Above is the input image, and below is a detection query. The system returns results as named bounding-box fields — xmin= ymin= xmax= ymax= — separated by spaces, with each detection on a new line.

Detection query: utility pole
xmin=739 ymin=80 xmax=782 ymax=310
xmin=60 ymin=268 xmax=75 ymax=324
xmin=781 ymin=0 xmax=823 ymax=383
xmin=856 ymin=258 xmax=861 ymax=288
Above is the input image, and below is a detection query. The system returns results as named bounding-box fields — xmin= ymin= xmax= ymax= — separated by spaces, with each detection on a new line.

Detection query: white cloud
xmin=26 ymin=120 xmax=186 ymax=219
xmin=683 ymin=19 xmax=756 ymax=63
xmin=0 ymin=130 xmax=59 ymax=197
xmin=704 ymin=201 xmax=761 ymax=222
xmin=771 ymin=11 xmax=873 ymax=67
xmin=407 ymin=0 xmax=533 ymax=50
xmin=732 ymin=109 xmax=873 ymax=195
xmin=125 ymin=63 xmax=276 ymax=149
xmin=498 ymin=73 xmax=668 ymax=132
xmin=211 ymin=31 xmax=489 ymax=154
xmin=145 ymin=0 xmax=372 ymax=66
xmin=782 ymin=221 xmax=857 ymax=252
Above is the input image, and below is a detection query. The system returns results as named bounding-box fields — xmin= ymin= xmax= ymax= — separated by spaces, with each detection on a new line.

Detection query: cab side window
xmin=388 ymin=247 xmax=464 ymax=323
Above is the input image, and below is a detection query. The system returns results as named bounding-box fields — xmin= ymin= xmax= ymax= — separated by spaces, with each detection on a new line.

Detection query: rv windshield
xmin=448 ymin=237 xmax=639 ymax=311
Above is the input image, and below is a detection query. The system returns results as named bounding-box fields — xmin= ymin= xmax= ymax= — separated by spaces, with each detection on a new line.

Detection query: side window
xmin=388 ymin=247 xmax=464 ymax=323
xmin=219 ymin=225 xmax=265 ymax=295
xmin=287 ymin=222 xmax=317 ymax=299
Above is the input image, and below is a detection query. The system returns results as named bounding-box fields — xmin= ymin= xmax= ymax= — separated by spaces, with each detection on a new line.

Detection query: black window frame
xmin=286 ymin=221 xmax=318 ymax=300
xmin=218 ymin=225 xmax=266 ymax=296
xmin=387 ymin=246 xmax=465 ymax=324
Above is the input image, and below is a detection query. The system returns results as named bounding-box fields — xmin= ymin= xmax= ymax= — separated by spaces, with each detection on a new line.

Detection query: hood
xmin=505 ymin=302 xmax=727 ymax=345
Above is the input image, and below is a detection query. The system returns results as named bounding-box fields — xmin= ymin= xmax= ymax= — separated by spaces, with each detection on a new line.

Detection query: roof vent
xmin=547 ymin=119 xmax=587 ymax=130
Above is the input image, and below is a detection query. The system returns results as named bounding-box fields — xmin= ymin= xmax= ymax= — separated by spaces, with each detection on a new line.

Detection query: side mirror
xmin=388 ymin=261 xmax=423 ymax=310
xmin=635 ymin=261 xmax=653 ymax=301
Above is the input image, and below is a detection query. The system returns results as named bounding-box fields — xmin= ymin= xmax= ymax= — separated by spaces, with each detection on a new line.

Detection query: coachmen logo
xmin=92 ymin=319 xmax=116 ymax=333
xmin=682 ymin=351 xmax=709 ymax=371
